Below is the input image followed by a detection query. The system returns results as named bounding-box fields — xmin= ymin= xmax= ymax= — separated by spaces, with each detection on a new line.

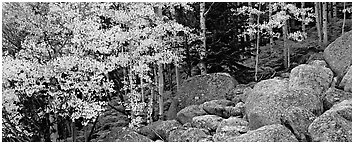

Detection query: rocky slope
xmin=91 ymin=27 xmax=352 ymax=142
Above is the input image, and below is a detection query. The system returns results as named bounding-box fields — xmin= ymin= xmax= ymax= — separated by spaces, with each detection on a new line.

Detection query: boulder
xmin=308 ymin=60 xmax=328 ymax=67
xmin=308 ymin=100 xmax=352 ymax=142
xmin=289 ymin=64 xmax=333 ymax=96
xmin=322 ymin=87 xmax=352 ymax=111
xmin=191 ymin=115 xmax=224 ymax=132
xmin=200 ymin=99 xmax=243 ymax=118
xmin=168 ymin=128 xmax=186 ymax=142
xmin=169 ymin=128 xmax=209 ymax=142
xmin=246 ymin=81 xmax=323 ymax=131
xmin=279 ymin=106 xmax=316 ymax=142
xmin=226 ymin=124 xmax=298 ymax=142
xmin=176 ymin=105 xmax=207 ymax=125
xmin=137 ymin=120 xmax=182 ymax=141
xmin=338 ymin=65 xmax=352 ymax=92
xmin=96 ymin=127 xmax=152 ymax=142
xmin=176 ymin=73 xmax=238 ymax=111
xmin=324 ymin=30 xmax=352 ymax=81
xmin=282 ymin=89 xmax=323 ymax=116
xmin=230 ymin=86 xmax=252 ymax=103
xmin=213 ymin=117 xmax=249 ymax=142
xmin=245 ymin=78 xmax=289 ymax=130
xmin=154 ymin=120 xmax=182 ymax=141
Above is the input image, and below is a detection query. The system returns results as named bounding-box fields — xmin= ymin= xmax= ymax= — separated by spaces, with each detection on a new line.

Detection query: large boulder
xmin=338 ymin=65 xmax=352 ymax=92
xmin=228 ymin=84 xmax=253 ymax=103
xmin=213 ymin=117 xmax=249 ymax=142
xmin=282 ymin=89 xmax=323 ymax=116
xmin=245 ymin=78 xmax=289 ymax=130
xmin=137 ymin=120 xmax=182 ymax=141
xmin=279 ymin=106 xmax=316 ymax=142
xmin=308 ymin=100 xmax=352 ymax=142
xmin=322 ymin=87 xmax=352 ymax=111
xmin=246 ymin=79 xmax=323 ymax=130
xmin=226 ymin=124 xmax=298 ymax=142
xmin=289 ymin=63 xmax=333 ymax=96
xmin=176 ymin=73 xmax=238 ymax=111
xmin=191 ymin=115 xmax=224 ymax=132
xmin=169 ymin=128 xmax=210 ymax=142
xmin=176 ymin=105 xmax=207 ymax=125
xmin=324 ymin=30 xmax=352 ymax=81
xmin=96 ymin=127 xmax=152 ymax=142
xmin=200 ymin=99 xmax=243 ymax=118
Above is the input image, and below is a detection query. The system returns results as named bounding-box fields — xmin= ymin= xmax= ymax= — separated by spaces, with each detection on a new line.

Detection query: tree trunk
xmin=50 ymin=114 xmax=58 ymax=142
xmin=71 ymin=121 xmax=76 ymax=142
xmin=140 ymin=77 xmax=144 ymax=101
xmin=342 ymin=2 xmax=346 ymax=35
xmin=269 ymin=2 xmax=273 ymax=51
xmin=328 ymin=2 xmax=332 ymax=20
xmin=158 ymin=63 xmax=164 ymax=120
xmin=315 ymin=2 xmax=323 ymax=47
xmin=323 ymin=2 xmax=328 ymax=47
xmin=154 ymin=5 xmax=165 ymax=120
xmin=248 ymin=2 xmax=254 ymax=41
xmin=301 ymin=2 xmax=306 ymax=32
xmin=200 ymin=2 xmax=207 ymax=75
xmin=333 ymin=2 xmax=337 ymax=19
xmin=283 ymin=20 xmax=289 ymax=69
xmin=175 ymin=65 xmax=180 ymax=93
xmin=255 ymin=4 xmax=261 ymax=81
xmin=185 ymin=34 xmax=191 ymax=78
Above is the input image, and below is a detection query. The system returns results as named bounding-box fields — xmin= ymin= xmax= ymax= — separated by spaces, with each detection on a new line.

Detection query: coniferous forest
xmin=2 ymin=2 xmax=352 ymax=142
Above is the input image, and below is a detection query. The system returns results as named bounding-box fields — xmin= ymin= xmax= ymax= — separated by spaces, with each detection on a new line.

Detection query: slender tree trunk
xmin=169 ymin=64 xmax=173 ymax=92
xmin=283 ymin=20 xmax=289 ymax=69
xmin=333 ymin=2 xmax=337 ymax=19
xmin=128 ymin=66 xmax=135 ymax=121
xmin=175 ymin=65 xmax=180 ymax=93
xmin=315 ymin=2 xmax=323 ymax=47
xmin=200 ymin=2 xmax=207 ymax=75
xmin=269 ymin=2 xmax=273 ymax=51
xmin=342 ymin=2 xmax=346 ymax=35
xmin=328 ymin=2 xmax=332 ymax=20
xmin=72 ymin=121 xmax=76 ymax=142
xmin=323 ymin=2 xmax=328 ymax=47
xmin=158 ymin=63 xmax=164 ymax=120
xmin=140 ymin=77 xmax=144 ymax=101
xmin=248 ymin=2 xmax=254 ymax=42
xmin=185 ymin=34 xmax=191 ymax=78
xmin=255 ymin=4 xmax=261 ymax=81
xmin=154 ymin=5 xmax=164 ymax=120
xmin=301 ymin=2 xmax=306 ymax=32
xmin=50 ymin=114 xmax=58 ymax=142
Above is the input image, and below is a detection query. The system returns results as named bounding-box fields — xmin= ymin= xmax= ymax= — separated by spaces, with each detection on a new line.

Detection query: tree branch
xmin=204 ymin=2 xmax=215 ymax=16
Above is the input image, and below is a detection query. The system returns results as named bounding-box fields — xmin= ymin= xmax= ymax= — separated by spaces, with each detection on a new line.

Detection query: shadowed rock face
xmin=324 ymin=30 xmax=352 ymax=81
xmin=338 ymin=65 xmax=352 ymax=92
xmin=322 ymin=87 xmax=352 ymax=111
xmin=226 ymin=124 xmax=298 ymax=142
xmin=176 ymin=73 xmax=238 ymax=112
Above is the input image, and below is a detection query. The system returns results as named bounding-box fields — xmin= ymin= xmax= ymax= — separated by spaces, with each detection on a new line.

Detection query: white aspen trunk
xmin=342 ymin=2 xmax=346 ymax=35
xmin=255 ymin=4 xmax=261 ymax=81
xmin=315 ymin=2 xmax=323 ymax=46
xmin=333 ymin=2 xmax=337 ymax=19
xmin=323 ymin=2 xmax=328 ymax=47
xmin=269 ymin=2 xmax=273 ymax=51
xmin=200 ymin=2 xmax=207 ymax=75
xmin=301 ymin=2 xmax=306 ymax=32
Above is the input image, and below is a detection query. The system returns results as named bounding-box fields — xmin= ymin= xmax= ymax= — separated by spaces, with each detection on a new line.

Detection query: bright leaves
xmin=3 ymin=2 xmax=195 ymax=140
